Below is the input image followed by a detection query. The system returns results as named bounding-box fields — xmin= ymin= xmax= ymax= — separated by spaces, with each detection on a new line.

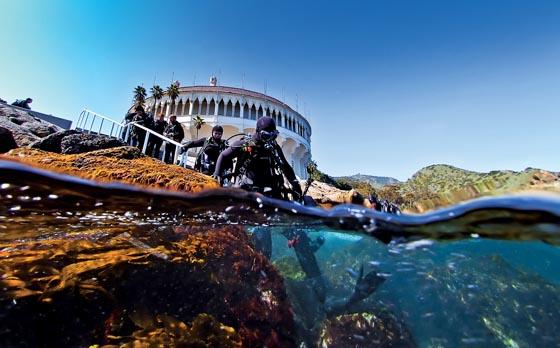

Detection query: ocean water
xmin=1 ymin=160 xmax=559 ymax=347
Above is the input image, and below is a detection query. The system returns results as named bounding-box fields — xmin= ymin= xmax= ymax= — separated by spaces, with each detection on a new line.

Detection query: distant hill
xmin=312 ymin=164 xmax=560 ymax=213
xmin=386 ymin=164 xmax=560 ymax=213
xmin=335 ymin=174 xmax=400 ymax=189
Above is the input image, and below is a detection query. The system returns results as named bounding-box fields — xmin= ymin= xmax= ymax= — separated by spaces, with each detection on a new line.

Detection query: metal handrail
xmin=75 ymin=108 xmax=185 ymax=165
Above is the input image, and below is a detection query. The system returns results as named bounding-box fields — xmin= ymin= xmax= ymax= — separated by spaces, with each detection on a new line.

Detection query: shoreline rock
xmin=301 ymin=180 xmax=364 ymax=208
xmin=0 ymin=103 xmax=61 ymax=146
xmin=1 ymin=147 xmax=218 ymax=193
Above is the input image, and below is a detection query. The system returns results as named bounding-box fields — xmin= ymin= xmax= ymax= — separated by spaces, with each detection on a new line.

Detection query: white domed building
xmin=146 ymin=78 xmax=312 ymax=179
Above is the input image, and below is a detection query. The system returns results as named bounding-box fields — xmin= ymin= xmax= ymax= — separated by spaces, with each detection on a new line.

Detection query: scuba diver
xmin=213 ymin=116 xmax=302 ymax=200
xmin=213 ymin=117 xmax=384 ymax=324
xmin=181 ymin=125 xmax=227 ymax=175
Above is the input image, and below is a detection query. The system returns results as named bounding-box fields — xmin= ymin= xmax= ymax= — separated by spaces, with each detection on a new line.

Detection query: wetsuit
xmin=212 ymin=127 xmax=327 ymax=300
xmin=214 ymin=134 xmax=301 ymax=200
xmin=183 ymin=137 xmax=227 ymax=175
xmin=163 ymin=121 xmax=184 ymax=164
xmin=146 ymin=118 xmax=167 ymax=158
xmin=12 ymin=99 xmax=31 ymax=110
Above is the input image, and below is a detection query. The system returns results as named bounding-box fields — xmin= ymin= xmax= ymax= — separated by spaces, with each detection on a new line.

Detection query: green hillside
xmin=323 ymin=164 xmax=560 ymax=213
xmin=335 ymin=174 xmax=400 ymax=188
xmin=395 ymin=164 xmax=560 ymax=212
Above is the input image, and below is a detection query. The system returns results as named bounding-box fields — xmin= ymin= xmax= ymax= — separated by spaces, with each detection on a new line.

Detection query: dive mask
xmin=259 ymin=129 xmax=279 ymax=142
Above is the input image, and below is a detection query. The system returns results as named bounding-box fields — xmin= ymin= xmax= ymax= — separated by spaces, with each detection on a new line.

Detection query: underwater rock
xmin=1 ymin=147 xmax=218 ymax=193
xmin=412 ymin=254 xmax=560 ymax=347
xmin=100 ymin=312 xmax=242 ymax=347
xmin=318 ymin=312 xmax=416 ymax=347
xmin=59 ymin=133 xmax=126 ymax=154
xmin=0 ymin=225 xmax=295 ymax=347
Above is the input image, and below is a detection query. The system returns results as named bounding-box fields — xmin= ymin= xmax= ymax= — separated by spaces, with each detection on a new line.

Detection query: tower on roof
xmin=210 ymin=76 xmax=217 ymax=86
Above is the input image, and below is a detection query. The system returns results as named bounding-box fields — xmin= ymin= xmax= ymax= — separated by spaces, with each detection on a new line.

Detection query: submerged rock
xmin=412 ymin=254 xmax=560 ymax=347
xmin=104 ymin=312 xmax=242 ymax=347
xmin=319 ymin=312 xmax=415 ymax=347
xmin=1 ymin=147 xmax=218 ymax=192
xmin=0 ymin=225 xmax=295 ymax=347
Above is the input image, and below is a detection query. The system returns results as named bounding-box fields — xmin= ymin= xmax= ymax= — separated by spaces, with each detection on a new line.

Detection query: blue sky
xmin=1 ymin=0 xmax=559 ymax=181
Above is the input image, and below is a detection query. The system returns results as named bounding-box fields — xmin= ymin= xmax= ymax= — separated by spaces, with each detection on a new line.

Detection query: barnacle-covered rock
xmin=2 ymin=147 xmax=218 ymax=192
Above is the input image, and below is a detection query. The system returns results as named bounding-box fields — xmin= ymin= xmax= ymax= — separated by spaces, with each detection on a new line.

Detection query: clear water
xmin=1 ymin=160 xmax=559 ymax=347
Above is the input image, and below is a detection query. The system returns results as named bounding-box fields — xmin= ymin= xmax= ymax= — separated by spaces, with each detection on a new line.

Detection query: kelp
xmin=0 ymin=225 xmax=295 ymax=347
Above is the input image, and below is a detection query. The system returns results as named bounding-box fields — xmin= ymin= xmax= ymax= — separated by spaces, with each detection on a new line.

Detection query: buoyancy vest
xmin=233 ymin=139 xmax=288 ymax=198
xmin=194 ymin=137 xmax=227 ymax=174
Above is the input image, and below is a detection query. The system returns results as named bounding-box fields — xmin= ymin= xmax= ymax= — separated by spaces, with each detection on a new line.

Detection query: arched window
xmin=201 ymin=99 xmax=208 ymax=115
xmin=257 ymin=106 xmax=263 ymax=119
xmin=176 ymin=100 xmax=183 ymax=116
xmin=192 ymin=99 xmax=200 ymax=115
xmin=184 ymin=99 xmax=191 ymax=115
xmin=218 ymin=100 xmax=225 ymax=115
xmin=266 ymin=107 xmax=270 ymax=117
xmin=209 ymin=99 xmax=216 ymax=115
xmin=226 ymin=101 xmax=233 ymax=116
xmin=243 ymin=103 xmax=249 ymax=119
xmin=250 ymin=105 xmax=257 ymax=120
xmin=234 ymin=101 xmax=241 ymax=117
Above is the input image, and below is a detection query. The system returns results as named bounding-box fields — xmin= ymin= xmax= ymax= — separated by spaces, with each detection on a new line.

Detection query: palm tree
xmin=150 ymin=85 xmax=164 ymax=114
xmin=133 ymin=85 xmax=147 ymax=106
xmin=166 ymin=83 xmax=180 ymax=115
xmin=193 ymin=115 xmax=205 ymax=138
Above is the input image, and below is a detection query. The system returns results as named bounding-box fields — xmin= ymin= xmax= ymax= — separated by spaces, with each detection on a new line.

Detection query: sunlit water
xmin=1 ymin=160 xmax=559 ymax=347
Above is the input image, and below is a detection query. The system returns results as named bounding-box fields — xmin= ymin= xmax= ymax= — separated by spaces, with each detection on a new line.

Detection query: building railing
xmin=74 ymin=109 xmax=184 ymax=165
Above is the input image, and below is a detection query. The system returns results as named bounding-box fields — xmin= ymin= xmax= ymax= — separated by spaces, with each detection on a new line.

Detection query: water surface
xmin=1 ymin=160 xmax=559 ymax=347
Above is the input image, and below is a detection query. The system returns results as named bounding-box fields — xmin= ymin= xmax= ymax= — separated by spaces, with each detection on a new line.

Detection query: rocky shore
xmin=0 ymin=104 xmax=390 ymax=347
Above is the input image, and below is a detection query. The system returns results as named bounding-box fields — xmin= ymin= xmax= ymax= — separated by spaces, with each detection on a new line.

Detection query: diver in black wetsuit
xmin=182 ymin=125 xmax=227 ymax=175
xmin=213 ymin=117 xmax=384 ymax=315
xmin=213 ymin=117 xmax=302 ymax=200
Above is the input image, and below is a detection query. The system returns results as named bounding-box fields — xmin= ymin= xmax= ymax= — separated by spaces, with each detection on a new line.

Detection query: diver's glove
xmin=211 ymin=174 xmax=222 ymax=185
xmin=180 ymin=142 xmax=191 ymax=154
